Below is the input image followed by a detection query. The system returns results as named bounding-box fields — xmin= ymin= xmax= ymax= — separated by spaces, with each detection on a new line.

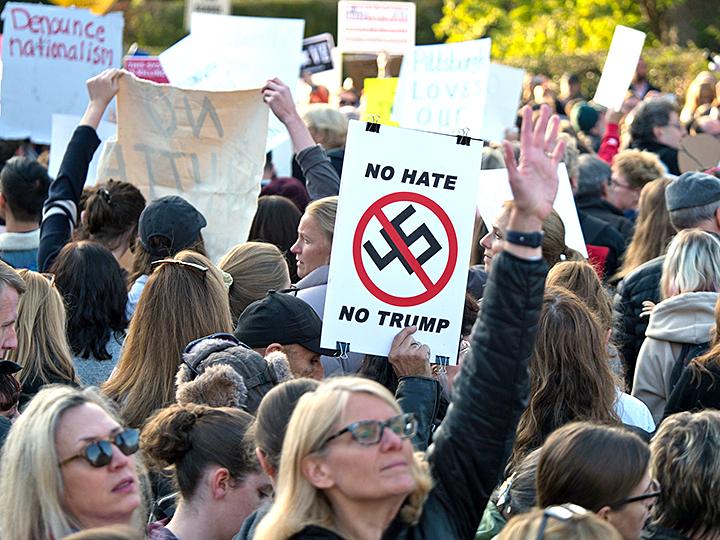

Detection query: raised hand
xmin=81 ymin=68 xmax=123 ymax=129
xmin=262 ymin=78 xmax=299 ymax=125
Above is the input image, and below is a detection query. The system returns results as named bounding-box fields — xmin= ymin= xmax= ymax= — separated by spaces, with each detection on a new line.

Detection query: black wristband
xmin=505 ymin=229 xmax=544 ymax=248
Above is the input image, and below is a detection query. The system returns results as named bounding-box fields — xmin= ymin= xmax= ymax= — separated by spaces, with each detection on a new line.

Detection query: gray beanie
xmin=666 ymin=171 xmax=720 ymax=212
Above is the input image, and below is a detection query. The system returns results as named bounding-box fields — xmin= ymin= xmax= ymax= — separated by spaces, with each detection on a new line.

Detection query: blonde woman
xmin=218 ymin=242 xmax=291 ymax=323
xmin=632 ymin=229 xmax=720 ymax=423
xmin=253 ymin=104 xmax=566 ymax=540
xmin=9 ymin=269 xmax=80 ymax=403
xmin=0 ymin=386 xmax=146 ymax=539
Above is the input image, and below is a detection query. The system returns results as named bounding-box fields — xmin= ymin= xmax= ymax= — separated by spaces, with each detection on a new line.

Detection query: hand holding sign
xmin=81 ymin=68 xmax=123 ymax=129
xmin=388 ymin=326 xmax=432 ymax=378
xmin=262 ymin=78 xmax=315 ymax=154
xmin=502 ymin=104 xmax=565 ymax=231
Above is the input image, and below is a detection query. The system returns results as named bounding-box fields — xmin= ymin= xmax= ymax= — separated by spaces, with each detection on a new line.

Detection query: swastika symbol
xmin=363 ymin=204 xmax=441 ymax=274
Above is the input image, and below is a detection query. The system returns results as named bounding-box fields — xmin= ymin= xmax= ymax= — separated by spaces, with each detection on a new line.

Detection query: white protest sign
xmin=95 ymin=74 xmax=269 ymax=262
xmin=392 ymin=39 xmax=491 ymax=138
xmin=49 ymin=114 xmax=116 ymax=185
xmin=184 ymin=0 xmax=230 ymax=31
xmin=0 ymin=3 xmax=123 ymax=143
xmin=321 ymin=121 xmax=482 ymax=365
xmin=476 ymin=164 xmax=588 ymax=257
xmin=594 ymin=25 xmax=646 ymax=110
xmin=337 ymin=0 xmax=415 ymax=54
xmin=159 ymin=13 xmax=304 ymax=150
xmin=479 ymin=63 xmax=524 ymax=143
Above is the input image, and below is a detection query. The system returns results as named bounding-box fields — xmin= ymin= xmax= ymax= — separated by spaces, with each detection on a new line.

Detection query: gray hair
xmin=669 ymin=199 xmax=720 ymax=231
xmin=660 ymin=229 xmax=720 ymax=298
xmin=0 ymin=260 xmax=25 ymax=295
xmin=630 ymin=99 xmax=676 ymax=144
xmin=576 ymin=155 xmax=612 ymax=198
xmin=482 ymin=147 xmax=505 ymax=170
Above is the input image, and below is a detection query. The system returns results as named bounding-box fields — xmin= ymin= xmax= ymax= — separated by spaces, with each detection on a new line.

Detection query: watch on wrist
xmin=505 ymin=230 xmax=544 ymax=248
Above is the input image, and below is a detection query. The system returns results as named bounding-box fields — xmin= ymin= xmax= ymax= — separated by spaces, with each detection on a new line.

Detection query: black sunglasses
xmin=323 ymin=413 xmax=417 ymax=447
xmin=59 ymin=428 xmax=140 ymax=468
xmin=610 ymin=479 xmax=661 ymax=509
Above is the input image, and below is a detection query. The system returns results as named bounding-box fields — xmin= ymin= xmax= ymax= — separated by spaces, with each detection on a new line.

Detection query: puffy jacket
xmin=288 ymin=251 xmax=547 ymax=540
xmin=612 ymin=256 xmax=664 ymax=386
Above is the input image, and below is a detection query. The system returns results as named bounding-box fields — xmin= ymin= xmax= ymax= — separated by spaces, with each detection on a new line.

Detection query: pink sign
xmin=124 ymin=56 xmax=169 ymax=84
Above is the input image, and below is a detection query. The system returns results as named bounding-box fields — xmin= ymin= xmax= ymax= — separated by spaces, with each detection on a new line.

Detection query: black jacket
xmin=290 ymin=252 xmax=547 ymax=540
xmin=631 ymin=140 xmax=680 ymax=176
xmin=575 ymin=195 xmax=634 ymax=244
xmin=577 ymin=210 xmax=626 ymax=280
xmin=664 ymin=360 xmax=720 ymax=419
xmin=612 ymin=256 xmax=664 ymax=387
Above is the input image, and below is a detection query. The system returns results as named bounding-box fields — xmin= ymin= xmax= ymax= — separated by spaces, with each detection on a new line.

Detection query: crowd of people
xmin=0 ymin=52 xmax=717 ymax=540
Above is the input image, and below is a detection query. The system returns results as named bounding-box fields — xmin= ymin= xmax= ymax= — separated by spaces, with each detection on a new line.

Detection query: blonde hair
xmin=9 ymin=270 xmax=79 ymax=388
xmin=612 ymin=150 xmax=664 ymax=190
xmin=497 ymin=506 xmax=622 ymax=540
xmin=303 ymin=106 xmax=349 ymax=150
xmin=546 ymin=261 xmax=612 ymax=332
xmin=218 ymin=242 xmax=291 ymax=322
xmin=659 ymin=229 xmax=720 ymax=299
xmin=680 ymin=72 xmax=717 ymax=125
xmin=0 ymin=386 xmax=147 ymax=540
xmin=305 ymin=196 xmax=338 ymax=246
xmin=103 ymin=251 xmax=233 ymax=428
xmin=254 ymin=377 xmax=432 ymax=540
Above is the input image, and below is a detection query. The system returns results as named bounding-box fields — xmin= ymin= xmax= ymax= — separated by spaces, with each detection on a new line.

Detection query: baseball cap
xmin=234 ymin=290 xmax=338 ymax=356
xmin=139 ymin=195 xmax=207 ymax=256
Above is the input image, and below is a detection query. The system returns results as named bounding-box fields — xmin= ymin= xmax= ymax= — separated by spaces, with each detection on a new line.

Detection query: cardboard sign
xmin=124 ymin=56 xmax=169 ymax=84
xmin=392 ymin=39 xmax=491 ymax=138
xmin=301 ymin=33 xmax=335 ymax=75
xmin=95 ymin=74 xmax=269 ymax=261
xmin=678 ymin=134 xmax=720 ymax=173
xmin=337 ymin=0 xmax=415 ymax=54
xmin=594 ymin=25 xmax=646 ymax=110
xmin=476 ymin=164 xmax=588 ymax=257
xmin=49 ymin=114 xmax=116 ymax=185
xmin=184 ymin=0 xmax=230 ymax=31
xmin=49 ymin=0 xmax=115 ymax=15
xmin=321 ymin=121 xmax=482 ymax=365
xmin=362 ymin=78 xmax=399 ymax=126
xmin=480 ymin=63 xmax=524 ymax=143
xmin=0 ymin=3 xmax=123 ymax=143
xmin=159 ymin=13 xmax=304 ymax=150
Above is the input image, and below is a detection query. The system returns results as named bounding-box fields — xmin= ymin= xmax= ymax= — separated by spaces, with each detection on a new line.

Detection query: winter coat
xmin=664 ymin=358 xmax=720 ymax=419
xmin=287 ymin=251 xmax=547 ymax=540
xmin=632 ymin=291 xmax=717 ymax=424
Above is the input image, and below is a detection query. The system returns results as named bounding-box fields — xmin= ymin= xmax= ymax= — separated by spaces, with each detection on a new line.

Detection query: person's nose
xmin=2 ymin=326 xmax=18 ymax=352
xmin=379 ymin=426 xmax=405 ymax=451
xmin=479 ymin=231 xmax=492 ymax=250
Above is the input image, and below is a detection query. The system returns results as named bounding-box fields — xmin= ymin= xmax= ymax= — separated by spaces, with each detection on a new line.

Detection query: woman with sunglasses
xmin=536 ymin=422 xmax=656 ymax=540
xmin=252 ymin=104 xmax=566 ymax=540
xmin=0 ymin=385 xmax=144 ymax=539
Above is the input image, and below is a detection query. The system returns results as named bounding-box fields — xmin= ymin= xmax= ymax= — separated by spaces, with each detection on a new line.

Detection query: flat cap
xmin=666 ymin=171 xmax=720 ymax=212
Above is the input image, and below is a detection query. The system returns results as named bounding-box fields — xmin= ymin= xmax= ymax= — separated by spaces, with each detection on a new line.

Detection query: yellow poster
xmin=49 ymin=0 xmax=116 ymax=15
xmin=362 ymin=78 xmax=399 ymax=126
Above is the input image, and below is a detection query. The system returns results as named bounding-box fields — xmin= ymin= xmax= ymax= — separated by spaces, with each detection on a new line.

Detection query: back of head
xmin=253 ymin=378 xmax=320 ymax=472
xmin=612 ymin=149 xmax=664 ymax=190
xmin=50 ymin=241 xmax=127 ymax=359
xmin=64 ymin=525 xmax=144 ymax=540
xmin=260 ymin=178 xmax=310 ymax=213
xmin=496 ymin=448 xmax=542 ymax=520
xmin=659 ymin=228 xmax=720 ymax=299
xmin=302 ymin=106 xmax=349 ymax=150
xmin=218 ymin=242 xmax=291 ymax=323
xmin=537 ymin=422 xmax=649 ymax=512
xmin=0 ymin=156 xmax=50 ymax=222
xmin=305 ymin=195 xmax=338 ymax=244
xmin=249 ymin=195 xmax=302 ymax=249
xmin=576 ymin=154 xmax=611 ymax=199
xmin=10 ymin=270 xmax=77 ymax=386
xmin=650 ymin=410 xmax=720 ymax=538
xmin=666 ymin=171 xmax=720 ymax=231
xmin=0 ymin=386 xmax=124 ymax=540
xmin=141 ymin=403 xmax=259 ymax=500
xmin=497 ymin=506 xmax=622 ymax=540
xmin=541 ymin=210 xmax=583 ymax=269
xmin=630 ymin=99 xmax=676 ymax=144
xmin=546 ymin=261 xmax=612 ymax=332
xmin=104 ymin=251 xmax=233 ymax=428
xmin=0 ymin=259 xmax=26 ymax=296
xmin=79 ymin=180 xmax=146 ymax=252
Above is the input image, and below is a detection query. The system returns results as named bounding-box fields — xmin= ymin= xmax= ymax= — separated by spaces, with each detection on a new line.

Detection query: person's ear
xmin=596 ymin=505 xmax=612 ymax=521
xmin=266 ymin=343 xmax=285 ymax=355
xmin=209 ymin=467 xmax=233 ymax=500
xmin=301 ymin=454 xmax=335 ymax=490
xmin=256 ymin=447 xmax=276 ymax=481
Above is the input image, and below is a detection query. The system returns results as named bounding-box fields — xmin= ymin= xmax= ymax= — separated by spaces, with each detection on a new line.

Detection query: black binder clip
xmin=366 ymin=114 xmax=381 ymax=133
xmin=336 ymin=341 xmax=350 ymax=359
xmin=456 ymin=128 xmax=471 ymax=146
xmin=434 ymin=355 xmax=450 ymax=366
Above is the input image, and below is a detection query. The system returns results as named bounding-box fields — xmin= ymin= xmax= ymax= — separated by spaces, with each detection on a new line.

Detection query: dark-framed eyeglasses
xmin=609 ymin=479 xmax=661 ymax=509
xmin=58 ymin=428 xmax=140 ymax=468
xmin=323 ymin=413 xmax=417 ymax=447
xmin=150 ymin=259 xmax=208 ymax=273
xmin=535 ymin=503 xmax=589 ymax=540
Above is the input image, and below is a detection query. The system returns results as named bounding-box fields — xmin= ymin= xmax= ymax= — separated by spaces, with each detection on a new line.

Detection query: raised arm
xmin=422 ymin=105 xmax=564 ymax=539
xmin=38 ymin=69 xmax=121 ymax=272
xmin=262 ymin=78 xmax=340 ymax=200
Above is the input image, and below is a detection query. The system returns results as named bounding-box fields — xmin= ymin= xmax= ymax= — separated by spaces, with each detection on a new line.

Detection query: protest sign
xmin=476 ymin=164 xmax=588 ymax=257
xmin=159 ymin=13 xmax=304 ymax=150
xmin=95 ymin=74 xmax=269 ymax=261
xmin=124 ymin=56 xmax=169 ymax=84
xmin=362 ymin=78 xmax=399 ymax=126
xmin=49 ymin=114 xmax=116 ymax=185
xmin=594 ymin=25 xmax=646 ymax=110
xmin=184 ymin=0 xmax=230 ymax=30
xmin=321 ymin=121 xmax=481 ymax=365
xmin=392 ymin=39 xmax=491 ymax=138
xmin=0 ymin=3 xmax=123 ymax=143
xmin=49 ymin=0 xmax=115 ymax=15
xmin=301 ymin=33 xmax=335 ymax=75
xmin=337 ymin=1 xmax=415 ymax=54
xmin=480 ymin=63 xmax=524 ymax=143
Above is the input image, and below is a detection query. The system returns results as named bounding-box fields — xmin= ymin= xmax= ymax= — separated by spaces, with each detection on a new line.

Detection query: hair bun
xmin=141 ymin=404 xmax=205 ymax=468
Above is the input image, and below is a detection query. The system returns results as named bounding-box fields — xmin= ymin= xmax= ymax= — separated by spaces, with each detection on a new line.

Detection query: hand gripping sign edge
xmin=352 ymin=191 xmax=458 ymax=307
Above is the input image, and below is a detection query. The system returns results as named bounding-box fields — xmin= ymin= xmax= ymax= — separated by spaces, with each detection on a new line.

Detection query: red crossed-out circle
xmin=352 ymin=192 xmax=458 ymax=307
